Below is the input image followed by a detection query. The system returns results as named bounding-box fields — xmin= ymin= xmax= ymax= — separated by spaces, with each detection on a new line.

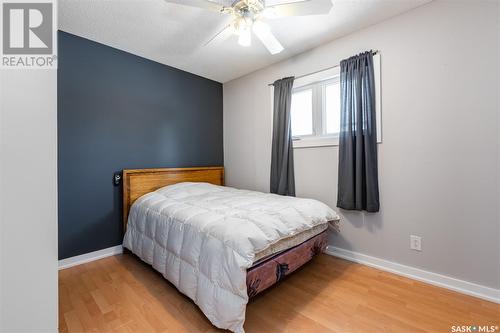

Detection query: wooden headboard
xmin=122 ymin=166 xmax=224 ymax=231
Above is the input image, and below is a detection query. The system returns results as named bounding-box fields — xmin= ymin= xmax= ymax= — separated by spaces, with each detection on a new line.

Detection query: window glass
xmin=325 ymin=82 xmax=340 ymax=134
xmin=291 ymin=89 xmax=313 ymax=136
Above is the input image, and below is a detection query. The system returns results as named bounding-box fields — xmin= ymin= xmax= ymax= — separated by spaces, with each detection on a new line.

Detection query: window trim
xmin=292 ymin=134 xmax=339 ymax=148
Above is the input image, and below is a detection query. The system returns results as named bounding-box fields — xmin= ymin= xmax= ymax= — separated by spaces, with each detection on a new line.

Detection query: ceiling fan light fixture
xmin=166 ymin=0 xmax=329 ymax=54
xmin=165 ymin=0 xmax=333 ymax=54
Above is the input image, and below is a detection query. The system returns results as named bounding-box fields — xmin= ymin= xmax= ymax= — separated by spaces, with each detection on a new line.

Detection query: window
xmin=290 ymin=77 xmax=341 ymax=147
xmin=289 ymin=53 xmax=382 ymax=148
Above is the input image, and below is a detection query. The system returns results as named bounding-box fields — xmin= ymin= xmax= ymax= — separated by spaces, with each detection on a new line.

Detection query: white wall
xmin=498 ymin=0 xmax=500 ymax=292
xmin=0 ymin=70 xmax=58 ymax=332
xmin=224 ymin=0 xmax=500 ymax=289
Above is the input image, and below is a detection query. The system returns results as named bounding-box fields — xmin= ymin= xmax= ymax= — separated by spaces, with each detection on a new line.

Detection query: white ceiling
xmin=59 ymin=0 xmax=431 ymax=83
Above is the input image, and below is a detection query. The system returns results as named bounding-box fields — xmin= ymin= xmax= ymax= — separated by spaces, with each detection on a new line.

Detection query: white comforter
xmin=123 ymin=182 xmax=338 ymax=332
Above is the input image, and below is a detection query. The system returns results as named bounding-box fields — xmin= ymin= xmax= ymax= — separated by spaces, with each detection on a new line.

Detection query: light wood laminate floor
xmin=59 ymin=253 xmax=500 ymax=332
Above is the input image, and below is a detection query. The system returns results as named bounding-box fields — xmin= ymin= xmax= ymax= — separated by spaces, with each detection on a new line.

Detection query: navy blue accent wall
xmin=57 ymin=31 xmax=223 ymax=259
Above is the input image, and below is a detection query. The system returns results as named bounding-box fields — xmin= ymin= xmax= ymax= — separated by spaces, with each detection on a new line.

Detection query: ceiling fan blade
xmin=252 ymin=21 xmax=284 ymax=55
xmin=163 ymin=0 xmax=224 ymax=12
xmin=264 ymin=0 xmax=309 ymax=6
xmin=267 ymin=0 xmax=332 ymax=17
xmin=204 ymin=20 xmax=235 ymax=46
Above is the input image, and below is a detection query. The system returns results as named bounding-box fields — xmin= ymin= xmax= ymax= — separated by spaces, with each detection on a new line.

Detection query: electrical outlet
xmin=410 ymin=235 xmax=422 ymax=251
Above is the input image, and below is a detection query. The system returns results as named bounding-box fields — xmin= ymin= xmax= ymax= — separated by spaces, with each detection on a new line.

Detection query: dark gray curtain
xmin=270 ymin=77 xmax=295 ymax=196
xmin=337 ymin=51 xmax=380 ymax=212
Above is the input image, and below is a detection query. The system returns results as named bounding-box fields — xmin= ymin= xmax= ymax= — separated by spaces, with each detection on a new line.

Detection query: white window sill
xmin=292 ymin=136 xmax=383 ymax=149
xmin=292 ymin=136 xmax=339 ymax=149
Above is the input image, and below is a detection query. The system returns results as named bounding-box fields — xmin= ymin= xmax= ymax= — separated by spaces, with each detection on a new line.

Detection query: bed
xmin=122 ymin=166 xmax=339 ymax=332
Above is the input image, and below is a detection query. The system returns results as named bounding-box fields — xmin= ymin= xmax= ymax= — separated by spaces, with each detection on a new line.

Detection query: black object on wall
xmin=58 ymin=31 xmax=223 ymax=260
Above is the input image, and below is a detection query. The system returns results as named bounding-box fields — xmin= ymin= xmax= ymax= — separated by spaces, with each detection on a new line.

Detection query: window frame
xmin=288 ymin=53 xmax=382 ymax=149
xmin=291 ymin=77 xmax=341 ymax=148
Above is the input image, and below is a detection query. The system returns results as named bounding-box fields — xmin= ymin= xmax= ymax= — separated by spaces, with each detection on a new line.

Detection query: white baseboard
xmin=58 ymin=245 xmax=123 ymax=270
xmin=58 ymin=244 xmax=500 ymax=304
xmin=325 ymin=245 xmax=500 ymax=304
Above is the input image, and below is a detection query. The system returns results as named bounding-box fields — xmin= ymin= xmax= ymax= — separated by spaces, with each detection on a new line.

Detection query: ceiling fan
xmin=164 ymin=0 xmax=333 ymax=54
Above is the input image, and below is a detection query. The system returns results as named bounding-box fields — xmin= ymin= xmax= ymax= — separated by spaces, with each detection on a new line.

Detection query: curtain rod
xmin=268 ymin=50 xmax=379 ymax=86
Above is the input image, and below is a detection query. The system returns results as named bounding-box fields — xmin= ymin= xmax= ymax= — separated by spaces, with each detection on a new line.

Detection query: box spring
xmin=246 ymin=230 xmax=328 ymax=298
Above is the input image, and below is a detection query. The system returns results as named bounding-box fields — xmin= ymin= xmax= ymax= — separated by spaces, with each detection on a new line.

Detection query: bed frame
xmin=121 ymin=166 xmax=326 ymax=298
xmin=122 ymin=166 xmax=224 ymax=232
